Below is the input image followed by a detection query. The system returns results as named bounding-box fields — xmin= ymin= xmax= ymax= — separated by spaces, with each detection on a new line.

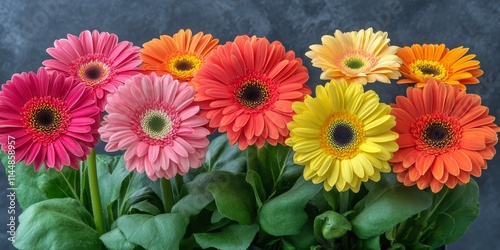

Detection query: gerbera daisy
xmin=390 ymin=79 xmax=499 ymax=192
xmin=43 ymin=30 xmax=142 ymax=110
xmin=286 ymin=80 xmax=399 ymax=192
xmin=396 ymin=44 xmax=483 ymax=90
xmin=140 ymin=29 xmax=219 ymax=87
xmin=99 ymin=73 xmax=209 ymax=180
xmin=0 ymin=68 xmax=100 ymax=171
xmin=193 ymin=35 xmax=311 ymax=150
xmin=305 ymin=28 xmax=401 ymax=85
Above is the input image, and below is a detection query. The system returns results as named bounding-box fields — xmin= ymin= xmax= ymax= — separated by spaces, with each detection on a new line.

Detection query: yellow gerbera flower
xmin=305 ymin=28 xmax=401 ymax=85
xmin=396 ymin=44 xmax=483 ymax=90
xmin=286 ymin=80 xmax=399 ymax=192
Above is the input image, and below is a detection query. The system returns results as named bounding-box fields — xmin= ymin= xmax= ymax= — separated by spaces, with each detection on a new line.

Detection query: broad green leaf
xmin=259 ymin=177 xmax=322 ymax=236
xmin=129 ymin=200 xmax=162 ymax=215
xmin=351 ymin=184 xmax=432 ymax=239
xmin=207 ymin=171 xmax=257 ymax=224
xmin=172 ymin=171 xmax=221 ymax=216
xmin=245 ymin=169 xmax=266 ymax=208
xmin=100 ymin=227 xmax=137 ymax=250
xmin=14 ymin=198 xmax=100 ymax=250
xmin=203 ymin=134 xmax=246 ymax=173
xmin=1 ymin=151 xmax=79 ymax=210
xmin=255 ymin=144 xmax=303 ymax=199
xmin=426 ymin=213 xmax=455 ymax=248
xmin=194 ymin=224 xmax=259 ymax=250
xmin=117 ymin=213 xmax=189 ymax=250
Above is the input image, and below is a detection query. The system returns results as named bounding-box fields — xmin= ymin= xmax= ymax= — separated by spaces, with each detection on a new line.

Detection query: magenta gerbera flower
xmin=0 ymin=68 xmax=100 ymax=170
xmin=43 ymin=30 xmax=142 ymax=110
xmin=99 ymin=73 xmax=209 ymax=180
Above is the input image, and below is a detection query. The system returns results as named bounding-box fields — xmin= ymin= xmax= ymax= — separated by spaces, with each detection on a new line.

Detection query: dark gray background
xmin=1 ymin=0 xmax=499 ymax=249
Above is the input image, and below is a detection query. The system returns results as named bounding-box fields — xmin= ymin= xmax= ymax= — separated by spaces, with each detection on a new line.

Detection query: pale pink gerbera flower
xmin=43 ymin=30 xmax=142 ymax=110
xmin=99 ymin=73 xmax=209 ymax=180
xmin=0 ymin=68 xmax=100 ymax=170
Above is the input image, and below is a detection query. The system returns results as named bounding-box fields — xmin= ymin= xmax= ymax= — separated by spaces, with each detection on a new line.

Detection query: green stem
xmin=174 ymin=174 xmax=184 ymax=203
xmin=161 ymin=178 xmax=174 ymax=213
xmin=246 ymin=144 xmax=259 ymax=172
xmin=87 ymin=148 xmax=105 ymax=235
xmin=339 ymin=191 xmax=350 ymax=250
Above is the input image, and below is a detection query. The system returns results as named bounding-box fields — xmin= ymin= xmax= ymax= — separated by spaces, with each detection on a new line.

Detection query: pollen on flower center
xmin=140 ymin=110 xmax=172 ymax=140
xmin=320 ymin=110 xmax=365 ymax=159
xmin=411 ymin=112 xmax=462 ymax=154
xmin=411 ymin=60 xmax=448 ymax=80
xmin=78 ymin=60 xmax=110 ymax=86
xmin=21 ymin=96 xmax=71 ymax=144
xmin=166 ymin=54 xmax=202 ymax=81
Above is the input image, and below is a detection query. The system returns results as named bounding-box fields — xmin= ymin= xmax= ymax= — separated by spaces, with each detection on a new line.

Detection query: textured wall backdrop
xmin=0 ymin=0 xmax=499 ymax=249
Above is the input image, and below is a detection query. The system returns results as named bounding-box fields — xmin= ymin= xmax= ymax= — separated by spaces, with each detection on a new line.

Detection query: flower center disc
xmin=237 ymin=81 xmax=270 ymax=109
xmin=336 ymin=49 xmax=377 ymax=75
xmin=166 ymin=54 xmax=202 ymax=81
xmin=320 ymin=111 xmax=365 ymax=159
xmin=411 ymin=60 xmax=448 ymax=80
xmin=423 ymin=122 xmax=452 ymax=149
xmin=141 ymin=110 xmax=172 ymax=140
xmin=78 ymin=60 xmax=110 ymax=86
xmin=411 ymin=113 xmax=462 ymax=154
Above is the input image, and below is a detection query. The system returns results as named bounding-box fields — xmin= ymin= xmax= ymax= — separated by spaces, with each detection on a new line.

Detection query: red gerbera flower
xmin=0 ymin=68 xmax=100 ymax=170
xmin=390 ymin=79 xmax=500 ymax=192
xmin=193 ymin=35 xmax=311 ymax=150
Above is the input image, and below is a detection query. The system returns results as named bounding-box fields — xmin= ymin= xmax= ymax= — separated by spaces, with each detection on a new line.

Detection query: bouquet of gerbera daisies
xmin=1 ymin=28 xmax=497 ymax=250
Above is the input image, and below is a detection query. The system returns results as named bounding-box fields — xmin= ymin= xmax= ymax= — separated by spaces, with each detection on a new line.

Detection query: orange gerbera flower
xmin=396 ymin=44 xmax=483 ymax=90
xmin=140 ymin=29 xmax=219 ymax=86
xmin=390 ymin=79 xmax=499 ymax=192
xmin=193 ymin=35 xmax=311 ymax=150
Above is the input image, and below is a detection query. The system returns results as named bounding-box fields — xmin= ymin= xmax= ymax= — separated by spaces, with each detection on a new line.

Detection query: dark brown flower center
xmin=423 ymin=122 xmax=452 ymax=148
xmin=32 ymin=108 xmax=60 ymax=132
xmin=420 ymin=67 xmax=440 ymax=76
xmin=85 ymin=65 xmax=104 ymax=80
xmin=175 ymin=59 xmax=194 ymax=71
xmin=237 ymin=81 xmax=269 ymax=109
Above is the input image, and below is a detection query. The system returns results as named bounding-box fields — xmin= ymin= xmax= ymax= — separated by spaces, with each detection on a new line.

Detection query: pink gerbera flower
xmin=43 ymin=30 xmax=142 ymax=110
xmin=99 ymin=73 xmax=209 ymax=180
xmin=0 ymin=68 xmax=100 ymax=170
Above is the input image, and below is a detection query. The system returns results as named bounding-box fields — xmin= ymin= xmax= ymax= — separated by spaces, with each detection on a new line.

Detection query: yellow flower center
xmin=78 ymin=60 xmax=110 ymax=86
xmin=141 ymin=110 xmax=172 ymax=140
xmin=336 ymin=49 xmax=377 ymax=75
xmin=320 ymin=110 xmax=365 ymax=159
xmin=410 ymin=60 xmax=448 ymax=80
xmin=165 ymin=54 xmax=202 ymax=81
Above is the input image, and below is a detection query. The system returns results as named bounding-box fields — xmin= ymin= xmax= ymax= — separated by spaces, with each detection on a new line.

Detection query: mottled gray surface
xmin=0 ymin=0 xmax=499 ymax=249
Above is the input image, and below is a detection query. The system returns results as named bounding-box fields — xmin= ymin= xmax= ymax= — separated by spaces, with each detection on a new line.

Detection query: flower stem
xmin=87 ymin=148 xmax=105 ymax=235
xmin=160 ymin=178 xmax=174 ymax=213
xmin=246 ymin=144 xmax=259 ymax=172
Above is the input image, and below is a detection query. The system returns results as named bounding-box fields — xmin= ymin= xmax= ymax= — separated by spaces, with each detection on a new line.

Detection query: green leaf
xmin=259 ymin=177 xmax=322 ymax=236
xmin=203 ymin=134 xmax=247 ymax=173
xmin=351 ymin=184 xmax=432 ymax=239
xmin=194 ymin=223 xmax=259 ymax=250
xmin=1 ymin=151 xmax=80 ymax=210
xmin=314 ymin=210 xmax=351 ymax=240
xmin=255 ymin=144 xmax=303 ymax=199
xmin=100 ymin=228 xmax=137 ymax=250
xmin=117 ymin=213 xmax=189 ymax=250
xmin=14 ymin=198 xmax=100 ymax=250
xmin=129 ymin=200 xmax=162 ymax=215
xmin=172 ymin=171 xmax=220 ymax=216
xmin=426 ymin=213 xmax=455 ymax=248
xmin=207 ymin=171 xmax=257 ymax=224
xmin=245 ymin=169 xmax=266 ymax=208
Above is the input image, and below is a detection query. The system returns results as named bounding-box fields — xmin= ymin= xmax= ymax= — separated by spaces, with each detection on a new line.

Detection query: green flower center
xmin=345 ymin=58 xmax=365 ymax=69
xmin=141 ymin=110 xmax=172 ymax=140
